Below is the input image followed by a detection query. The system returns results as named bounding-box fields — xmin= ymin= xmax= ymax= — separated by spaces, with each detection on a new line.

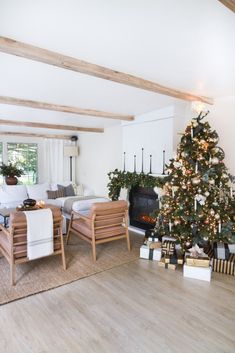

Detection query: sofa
xmin=0 ymin=182 xmax=108 ymax=227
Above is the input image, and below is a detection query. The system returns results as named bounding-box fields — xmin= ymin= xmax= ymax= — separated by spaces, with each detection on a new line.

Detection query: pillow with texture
xmin=57 ymin=184 xmax=75 ymax=197
xmin=47 ymin=189 xmax=65 ymax=199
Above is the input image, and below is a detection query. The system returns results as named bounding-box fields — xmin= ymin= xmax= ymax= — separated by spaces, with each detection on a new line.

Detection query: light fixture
xmin=64 ymin=145 xmax=78 ymax=182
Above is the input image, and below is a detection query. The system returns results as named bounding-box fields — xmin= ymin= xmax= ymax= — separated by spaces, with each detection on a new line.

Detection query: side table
xmin=0 ymin=208 xmax=16 ymax=227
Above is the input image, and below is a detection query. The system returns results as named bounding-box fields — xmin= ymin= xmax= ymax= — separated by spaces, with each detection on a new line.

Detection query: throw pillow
xmin=47 ymin=189 xmax=65 ymax=199
xmin=57 ymin=184 xmax=75 ymax=197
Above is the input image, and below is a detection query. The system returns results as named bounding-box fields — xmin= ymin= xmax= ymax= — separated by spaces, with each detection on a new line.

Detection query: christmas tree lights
xmin=158 ymin=111 xmax=235 ymax=250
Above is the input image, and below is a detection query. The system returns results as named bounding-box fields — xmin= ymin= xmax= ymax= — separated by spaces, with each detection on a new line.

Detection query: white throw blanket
xmin=24 ymin=208 xmax=53 ymax=260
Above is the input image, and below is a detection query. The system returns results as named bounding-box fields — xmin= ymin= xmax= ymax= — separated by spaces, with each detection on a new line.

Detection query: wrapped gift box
xmin=213 ymin=242 xmax=230 ymax=260
xmin=185 ymin=255 xmax=210 ymax=268
xmin=140 ymin=245 xmax=161 ymax=261
xmin=204 ymin=246 xmax=235 ymax=275
xmin=144 ymin=229 xmax=159 ymax=242
xmin=162 ymin=240 xmax=175 ymax=256
xmin=164 ymin=253 xmax=184 ymax=265
xmin=147 ymin=241 xmax=162 ymax=249
xmin=158 ymin=257 xmax=177 ymax=270
xmin=212 ymin=254 xmax=235 ymax=275
xmin=228 ymin=244 xmax=235 ymax=254
xmin=162 ymin=235 xmax=177 ymax=242
xmin=183 ymin=264 xmax=212 ymax=282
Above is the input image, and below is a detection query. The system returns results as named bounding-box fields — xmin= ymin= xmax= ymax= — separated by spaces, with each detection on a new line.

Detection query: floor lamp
xmin=64 ymin=145 xmax=78 ymax=182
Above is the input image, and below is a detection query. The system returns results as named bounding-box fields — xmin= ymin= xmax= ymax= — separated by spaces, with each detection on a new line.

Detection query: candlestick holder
xmin=141 ymin=148 xmax=144 ymax=173
xmin=123 ymin=152 xmax=126 ymax=172
xmin=162 ymin=150 xmax=166 ymax=175
xmin=149 ymin=155 xmax=152 ymax=174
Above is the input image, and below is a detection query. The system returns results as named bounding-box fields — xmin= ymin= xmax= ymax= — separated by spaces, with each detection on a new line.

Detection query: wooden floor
xmin=0 ymin=259 xmax=234 ymax=353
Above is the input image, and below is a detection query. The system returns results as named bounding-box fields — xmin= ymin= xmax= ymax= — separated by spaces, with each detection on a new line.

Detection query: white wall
xmin=77 ymin=126 xmax=122 ymax=196
xmin=209 ymin=96 xmax=235 ymax=175
xmin=122 ymin=107 xmax=174 ymax=174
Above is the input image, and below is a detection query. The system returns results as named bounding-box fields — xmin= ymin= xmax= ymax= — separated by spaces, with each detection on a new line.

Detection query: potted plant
xmin=0 ymin=162 xmax=23 ymax=185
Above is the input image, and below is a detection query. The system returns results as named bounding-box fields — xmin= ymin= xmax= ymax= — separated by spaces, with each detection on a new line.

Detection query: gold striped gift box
xmin=212 ymin=254 xmax=235 ymax=276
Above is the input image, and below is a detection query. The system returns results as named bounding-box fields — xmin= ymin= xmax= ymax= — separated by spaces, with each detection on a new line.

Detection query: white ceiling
xmin=0 ymin=0 xmax=234 ymax=136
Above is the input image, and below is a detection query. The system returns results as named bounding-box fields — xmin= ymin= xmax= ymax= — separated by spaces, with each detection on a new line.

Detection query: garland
xmin=107 ymin=169 xmax=165 ymax=200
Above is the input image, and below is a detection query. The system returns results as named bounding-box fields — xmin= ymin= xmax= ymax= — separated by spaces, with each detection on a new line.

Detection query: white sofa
xmin=0 ymin=182 xmax=95 ymax=209
xmin=0 ymin=182 xmax=103 ymax=232
xmin=0 ymin=182 xmax=109 ymax=220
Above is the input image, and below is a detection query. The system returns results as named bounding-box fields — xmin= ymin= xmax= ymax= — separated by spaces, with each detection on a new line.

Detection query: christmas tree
xmin=158 ymin=111 xmax=235 ymax=251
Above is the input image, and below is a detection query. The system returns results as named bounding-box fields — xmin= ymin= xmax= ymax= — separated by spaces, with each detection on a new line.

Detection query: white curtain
xmin=43 ymin=139 xmax=71 ymax=183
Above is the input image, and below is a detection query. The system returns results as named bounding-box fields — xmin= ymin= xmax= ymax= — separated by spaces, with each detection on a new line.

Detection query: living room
xmin=0 ymin=1 xmax=235 ymax=352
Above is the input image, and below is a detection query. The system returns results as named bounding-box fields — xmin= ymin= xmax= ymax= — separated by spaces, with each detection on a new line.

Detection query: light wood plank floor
xmin=0 ymin=259 xmax=234 ymax=353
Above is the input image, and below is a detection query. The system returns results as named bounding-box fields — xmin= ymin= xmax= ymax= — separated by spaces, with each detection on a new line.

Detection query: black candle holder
xmin=149 ymin=154 xmax=152 ymax=174
xmin=162 ymin=150 xmax=166 ymax=175
xmin=141 ymin=148 xmax=144 ymax=173
xmin=123 ymin=152 xmax=126 ymax=172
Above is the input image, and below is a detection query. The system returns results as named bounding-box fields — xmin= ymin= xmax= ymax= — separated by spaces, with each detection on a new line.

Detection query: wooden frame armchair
xmin=66 ymin=200 xmax=130 ymax=261
xmin=0 ymin=205 xmax=66 ymax=285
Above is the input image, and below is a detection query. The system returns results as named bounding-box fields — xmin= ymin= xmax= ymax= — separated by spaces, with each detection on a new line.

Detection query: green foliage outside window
xmin=7 ymin=143 xmax=38 ymax=185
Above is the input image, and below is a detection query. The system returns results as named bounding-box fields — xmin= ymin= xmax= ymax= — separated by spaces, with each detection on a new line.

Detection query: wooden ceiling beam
xmin=218 ymin=0 xmax=235 ymax=12
xmin=0 ymin=119 xmax=104 ymax=133
xmin=0 ymin=96 xmax=134 ymax=121
xmin=0 ymin=36 xmax=213 ymax=105
xmin=0 ymin=131 xmax=72 ymax=140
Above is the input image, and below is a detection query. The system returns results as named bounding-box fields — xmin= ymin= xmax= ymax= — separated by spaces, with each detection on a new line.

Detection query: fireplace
xmin=129 ymin=187 xmax=159 ymax=230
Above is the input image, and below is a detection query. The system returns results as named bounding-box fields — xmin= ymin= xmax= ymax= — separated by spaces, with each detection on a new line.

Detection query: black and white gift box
xmin=213 ymin=242 xmax=230 ymax=260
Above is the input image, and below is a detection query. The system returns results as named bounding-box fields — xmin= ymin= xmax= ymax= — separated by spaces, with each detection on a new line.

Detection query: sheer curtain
xmin=43 ymin=139 xmax=71 ymax=183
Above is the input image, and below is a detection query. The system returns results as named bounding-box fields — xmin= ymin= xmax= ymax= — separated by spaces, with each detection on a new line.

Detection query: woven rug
xmin=0 ymin=232 xmax=142 ymax=305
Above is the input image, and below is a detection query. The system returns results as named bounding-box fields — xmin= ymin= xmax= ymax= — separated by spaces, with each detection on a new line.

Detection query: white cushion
xmin=83 ymin=187 xmax=94 ymax=196
xmin=76 ymin=184 xmax=84 ymax=196
xmin=0 ymin=185 xmax=28 ymax=205
xmin=72 ymin=197 xmax=109 ymax=212
xmin=26 ymin=183 xmax=50 ymax=200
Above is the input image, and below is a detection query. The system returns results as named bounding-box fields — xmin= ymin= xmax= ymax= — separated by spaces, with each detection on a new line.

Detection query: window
xmin=7 ymin=143 xmax=38 ymax=185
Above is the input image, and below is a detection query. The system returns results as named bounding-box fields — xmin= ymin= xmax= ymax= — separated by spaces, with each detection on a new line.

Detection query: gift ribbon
xmin=149 ymin=248 xmax=154 ymax=260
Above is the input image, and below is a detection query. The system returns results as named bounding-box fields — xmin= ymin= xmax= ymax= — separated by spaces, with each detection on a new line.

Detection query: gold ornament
xmin=174 ymin=219 xmax=181 ymax=225
xmin=210 ymin=209 xmax=215 ymax=216
xmin=192 ymin=177 xmax=201 ymax=185
xmin=215 ymin=214 xmax=220 ymax=220
xmin=209 ymin=179 xmax=215 ymax=185
xmin=211 ymin=157 xmax=219 ymax=165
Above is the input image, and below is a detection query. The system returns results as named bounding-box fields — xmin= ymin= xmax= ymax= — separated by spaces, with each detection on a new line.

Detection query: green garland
xmin=107 ymin=169 xmax=165 ymax=200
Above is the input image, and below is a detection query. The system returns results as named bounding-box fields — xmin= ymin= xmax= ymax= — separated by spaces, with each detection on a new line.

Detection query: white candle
xmin=172 ymin=189 xmax=175 ymax=198
xmin=230 ymin=187 xmax=233 ymax=198
xmin=169 ymin=220 xmax=172 ymax=232
xmin=194 ymin=197 xmax=197 ymax=211
xmin=191 ymin=126 xmax=193 ymax=139
xmin=218 ymin=221 xmax=221 ymax=233
xmin=195 ymin=162 xmax=198 ymax=173
xmin=159 ymin=198 xmax=161 ymax=209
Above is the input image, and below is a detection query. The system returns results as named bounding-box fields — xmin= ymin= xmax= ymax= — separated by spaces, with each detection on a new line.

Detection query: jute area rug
xmin=0 ymin=232 xmax=142 ymax=305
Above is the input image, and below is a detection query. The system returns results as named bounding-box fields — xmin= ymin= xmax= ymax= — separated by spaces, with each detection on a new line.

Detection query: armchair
xmin=0 ymin=205 xmax=66 ymax=285
xmin=66 ymin=200 xmax=130 ymax=261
